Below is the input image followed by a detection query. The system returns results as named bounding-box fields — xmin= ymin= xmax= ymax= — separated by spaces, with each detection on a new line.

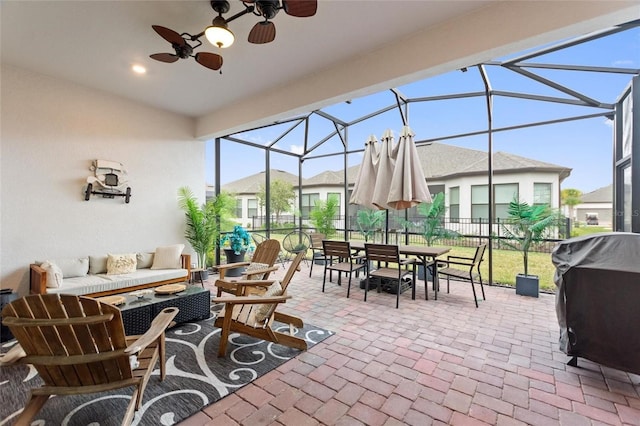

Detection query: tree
xmin=256 ymin=179 xmax=296 ymax=224
xmin=310 ymin=194 xmax=339 ymax=238
xmin=561 ymin=188 xmax=582 ymax=221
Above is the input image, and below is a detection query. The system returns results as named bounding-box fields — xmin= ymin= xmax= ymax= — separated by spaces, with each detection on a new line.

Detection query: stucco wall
xmin=1 ymin=65 xmax=204 ymax=295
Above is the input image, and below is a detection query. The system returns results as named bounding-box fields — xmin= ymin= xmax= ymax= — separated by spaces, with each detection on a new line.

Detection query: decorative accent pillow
xmin=136 ymin=252 xmax=155 ymax=269
xmin=53 ymin=257 xmax=89 ymax=278
xmin=89 ymin=255 xmax=108 ymax=275
xmin=151 ymin=244 xmax=184 ymax=270
xmin=245 ymin=262 xmax=270 ymax=278
xmin=41 ymin=261 xmax=63 ymax=288
xmin=254 ymin=281 xmax=283 ymax=322
xmin=107 ymin=253 xmax=137 ymax=275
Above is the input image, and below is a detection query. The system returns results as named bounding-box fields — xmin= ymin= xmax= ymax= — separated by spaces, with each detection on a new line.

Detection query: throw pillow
xmin=107 ymin=253 xmax=137 ymax=275
xmin=89 ymin=255 xmax=108 ymax=275
xmin=254 ymin=280 xmax=283 ymax=322
xmin=41 ymin=261 xmax=63 ymax=288
xmin=136 ymin=252 xmax=155 ymax=269
xmin=151 ymin=244 xmax=184 ymax=269
xmin=55 ymin=257 xmax=89 ymax=278
xmin=245 ymin=262 xmax=270 ymax=278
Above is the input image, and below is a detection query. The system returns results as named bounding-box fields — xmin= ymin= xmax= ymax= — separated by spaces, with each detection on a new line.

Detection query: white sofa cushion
xmin=89 ymin=255 xmax=108 ymax=274
xmin=136 ymin=252 xmax=155 ymax=269
xmin=151 ymin=244 xmax=184 ymax=269
xmin=46 ymin=268 xmax=189 ymax=296
xmin=40 ymin=261 xmax=63 ymax=288
xmin=40 ymin=257 xmax=89 ymax=278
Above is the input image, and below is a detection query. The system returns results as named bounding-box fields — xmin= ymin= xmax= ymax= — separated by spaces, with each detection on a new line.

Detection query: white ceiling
xmin=2 ymin=1 xmax=638 ymax=136
xmin=1 ymin=1 xmax=492 ymax=118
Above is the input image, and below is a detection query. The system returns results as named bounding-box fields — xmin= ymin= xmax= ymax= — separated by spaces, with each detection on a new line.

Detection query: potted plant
xmin=220 ymin=225 xmax=253 ymax=277
xmin=501 ymin=197 xmax=559 ymax=297
xmin=177 ymin=186 xmax=235 ymax=280
xmin=356 ymin=209 xmax=385 ymax=243
xmin=403 ymin=192 xmax=459 ymax=280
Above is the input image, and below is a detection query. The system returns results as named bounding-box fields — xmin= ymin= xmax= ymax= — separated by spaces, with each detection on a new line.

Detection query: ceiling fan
xmin=150 ymin=0 xmax=317 ymax=71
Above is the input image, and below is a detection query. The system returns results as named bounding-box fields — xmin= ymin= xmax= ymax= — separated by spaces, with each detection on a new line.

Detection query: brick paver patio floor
xmin=178 ymin=262 xmax=640 ymax=425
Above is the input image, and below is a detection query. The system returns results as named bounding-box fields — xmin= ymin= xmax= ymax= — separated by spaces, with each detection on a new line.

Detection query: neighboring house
xmin=575 ymin=185 xmax=613 ymax=227
xmin=222 ymin=142 xmax=571 ymax=227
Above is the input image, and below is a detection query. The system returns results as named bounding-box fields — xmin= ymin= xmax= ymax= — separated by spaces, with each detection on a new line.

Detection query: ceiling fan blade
xmin=195 ymin=52 xmax=223 ymax=71
xmin=152 ymin=25 xmax=186 ymax=46
xmin=150 ymin=53 xmax=179 ymax=63
xmin=282 ymin=0 xmax=317 ymax=17
xmin=248 ymin=21 xmax=276 ymax=44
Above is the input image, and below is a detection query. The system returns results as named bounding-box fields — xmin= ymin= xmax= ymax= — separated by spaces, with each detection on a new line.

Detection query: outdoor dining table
xmin=349 ymin=242 xmax=451 ymax=300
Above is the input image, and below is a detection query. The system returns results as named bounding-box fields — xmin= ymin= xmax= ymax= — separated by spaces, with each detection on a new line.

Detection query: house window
xmin=247 ymin=198 xmax=258 ymax=219
xmin=301 ymin=193 xmax=319 ymax=219
xmin=328 ymin=192 xmax=341 ymax=216
xmin=449 ymin=187 xmax=460 ymax=223
xmin=534 ymin=183 xmax=552 ymax=206
xmin=471 ymin=185 xmax=489 ymax=223
xmin=495 ymin=183 xmax=519 ymax=219
xmin=235 ymin=198 xmax=243 ymax=218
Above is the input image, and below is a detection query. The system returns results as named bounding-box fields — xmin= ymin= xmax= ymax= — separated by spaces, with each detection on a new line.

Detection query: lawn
xmin=262 ymin=230 xmax=560 ymax=293
xmin=443 ymin=246 xmax=557 ymax=292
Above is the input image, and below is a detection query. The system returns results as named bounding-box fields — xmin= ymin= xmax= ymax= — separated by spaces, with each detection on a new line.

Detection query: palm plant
xmin=501 ymin=197 xmax=559 ymax=276
xmin=178 ymin=186 xmax=234 ymax=269
xmin=404 ymin=192 xmax=459 ymax=246
xmin=356 ymin=209 xmax=385 ymax=242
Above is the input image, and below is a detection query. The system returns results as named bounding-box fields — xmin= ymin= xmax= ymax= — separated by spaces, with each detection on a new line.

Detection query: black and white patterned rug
xmin=0 ymin=310 xmax=333 ymax=426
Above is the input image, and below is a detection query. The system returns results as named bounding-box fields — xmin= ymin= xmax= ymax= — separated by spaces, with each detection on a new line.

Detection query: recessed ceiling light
xmin=132 ymin=64 xmax=146 ymax=74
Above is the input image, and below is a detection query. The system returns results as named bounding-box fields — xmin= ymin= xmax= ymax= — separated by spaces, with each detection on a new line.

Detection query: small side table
xmin=190 ymin=268 xmax=206 ymax=287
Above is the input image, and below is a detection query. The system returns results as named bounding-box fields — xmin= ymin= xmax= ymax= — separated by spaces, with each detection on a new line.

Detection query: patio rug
xmin=0 ymin=308 xmax=333 ymax=426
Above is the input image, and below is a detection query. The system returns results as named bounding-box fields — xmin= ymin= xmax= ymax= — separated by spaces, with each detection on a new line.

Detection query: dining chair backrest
xmin=323 ymin=240 xmax=352 ymax=259
xmin=365 ymin=243 xmax=400 ymax=264
xmin=473 ymin=244 xmax=487 ymax=267
xmin=310 ymin=233 xmax=325 ymax=249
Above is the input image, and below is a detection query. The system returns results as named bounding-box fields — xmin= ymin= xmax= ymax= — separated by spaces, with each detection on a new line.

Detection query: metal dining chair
xmin=322 ymin=240 xmax=366 ymax=297
xmin=364 ymin=243 xmax=417 ymax=309
xmin=308 ymin=232 xmax=326 ymax=276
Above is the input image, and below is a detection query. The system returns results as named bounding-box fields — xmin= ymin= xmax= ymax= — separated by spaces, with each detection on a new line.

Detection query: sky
xmin=206 ymin=23 xmax=639 ymax=195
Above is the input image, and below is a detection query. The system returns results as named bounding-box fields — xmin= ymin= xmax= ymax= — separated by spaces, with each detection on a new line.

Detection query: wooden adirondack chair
xmin=216 ymin=238 xmax=281 ymax=297
xmin=213 ymin=251 xmax=307 ymax=357
xmin=0 ymin=294 xmax=178 ymax=426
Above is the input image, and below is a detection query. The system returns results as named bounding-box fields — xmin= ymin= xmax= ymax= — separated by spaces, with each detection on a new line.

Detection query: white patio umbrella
xmin=371 ymin=129 xmax=397 ymax=209
xmin=387 ymin=126 xmax=432 ymax=209
xmin=348 ymin=135 xmax=379 ymax=209
xmin=350 ymin=127 xmax=431 ymax=211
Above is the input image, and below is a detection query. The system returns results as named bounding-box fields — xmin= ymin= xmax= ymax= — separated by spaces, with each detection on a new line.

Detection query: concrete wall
xmin=1 ymin=65 xmax=204 ymax=295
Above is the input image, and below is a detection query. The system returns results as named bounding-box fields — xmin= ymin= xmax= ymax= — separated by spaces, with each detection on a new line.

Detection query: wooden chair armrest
xmin=217 ymin=295 xmax=291 ymax=306
xmin=244 ymin=266 xmax=279 ymax=276
xmin=181 ymin=254 xmax=191 ymax=275
xmin=0 ymin=343 xmax=26 ymax=365
xmin=215 ymin=279 xmax=279 ymax=288
xmin=30 ymin=263 xmax=47 ymax=294
xmin=399 ymin=258 xmax=417 ymax=265
xmin=216 ymin=261 xmax=251 ymax=271
xmin=125 ymin=307 xmax=179 ymax=355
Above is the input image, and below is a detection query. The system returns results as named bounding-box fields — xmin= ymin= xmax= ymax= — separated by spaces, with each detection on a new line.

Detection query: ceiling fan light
xmin=205 ymin=16 xmax=235 ymax=48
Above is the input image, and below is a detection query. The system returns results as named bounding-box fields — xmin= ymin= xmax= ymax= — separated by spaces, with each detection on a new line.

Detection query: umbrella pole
xmin=385 ymin=210 xmax=389 ymax=244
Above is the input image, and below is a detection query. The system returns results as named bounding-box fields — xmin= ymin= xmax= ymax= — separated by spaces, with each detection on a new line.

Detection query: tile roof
xmin=221 ymin=143 xmax=572 ymax=193
xmin=581 ymin=184 xmax=613 ymax=203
